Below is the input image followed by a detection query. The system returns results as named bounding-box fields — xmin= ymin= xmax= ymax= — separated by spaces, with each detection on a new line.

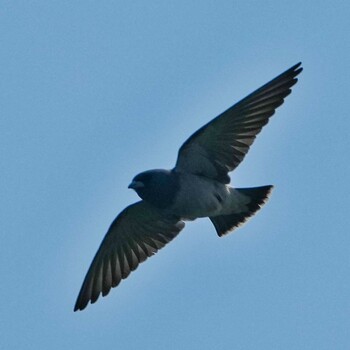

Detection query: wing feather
xmin=175 ymin=63 xmax=302 ymax=183
xmin=74 ymin=201 xmax=184 ymax=311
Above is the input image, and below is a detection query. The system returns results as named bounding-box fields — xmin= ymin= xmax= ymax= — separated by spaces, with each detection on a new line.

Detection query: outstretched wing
xmin=175 ymin=63 xmax=303 ymax=183
xmin=74 ymin=201 xmax=185 ymax=311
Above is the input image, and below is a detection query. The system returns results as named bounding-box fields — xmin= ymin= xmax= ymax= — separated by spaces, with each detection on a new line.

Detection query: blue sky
xmin=1 ymin=1 xmax=349 ymax=349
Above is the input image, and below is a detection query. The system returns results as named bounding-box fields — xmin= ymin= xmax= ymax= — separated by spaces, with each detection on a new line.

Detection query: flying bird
xmin=74 ymin=62 xmax=302 ymax=311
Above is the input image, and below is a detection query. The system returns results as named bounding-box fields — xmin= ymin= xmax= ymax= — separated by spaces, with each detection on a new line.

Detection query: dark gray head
xmin=128 ymin=169 xmax=179 ymax=209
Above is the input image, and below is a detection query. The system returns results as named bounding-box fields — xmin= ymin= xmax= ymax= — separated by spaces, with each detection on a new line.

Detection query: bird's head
xmin=128 ymin=169 xmax=179 ymax=208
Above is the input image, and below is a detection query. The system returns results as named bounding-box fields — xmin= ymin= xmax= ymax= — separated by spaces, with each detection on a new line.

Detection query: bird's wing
xmin=175 ymin=63 xmax=302 ymax=183
xmin=74 ymin=201 xmax=185 ymax=311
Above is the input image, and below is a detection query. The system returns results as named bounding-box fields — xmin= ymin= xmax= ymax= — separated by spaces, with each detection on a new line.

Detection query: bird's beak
xmin=128 ymin=181 xmax=144 ymax=190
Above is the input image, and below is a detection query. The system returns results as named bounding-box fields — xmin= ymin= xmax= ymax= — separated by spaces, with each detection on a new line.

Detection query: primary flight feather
xmin=74 ymin=62 xmax=302 ymax=311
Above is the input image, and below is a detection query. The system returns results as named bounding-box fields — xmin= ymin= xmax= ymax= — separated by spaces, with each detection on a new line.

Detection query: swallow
xmin=74 ymin=62 xmax=302 ymax=311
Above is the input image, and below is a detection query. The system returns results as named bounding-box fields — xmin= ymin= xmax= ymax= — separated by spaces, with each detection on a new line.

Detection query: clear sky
xmin=1 ymin=1 xmax=349 ymax=349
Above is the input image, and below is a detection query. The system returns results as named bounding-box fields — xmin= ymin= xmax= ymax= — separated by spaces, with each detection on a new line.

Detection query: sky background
xmin=1 ymin=1 xmax=349 ymax=349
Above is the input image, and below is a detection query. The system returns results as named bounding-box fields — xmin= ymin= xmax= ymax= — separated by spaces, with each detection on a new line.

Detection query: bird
xmin=74 ymin=62 xmax=303 ymax=311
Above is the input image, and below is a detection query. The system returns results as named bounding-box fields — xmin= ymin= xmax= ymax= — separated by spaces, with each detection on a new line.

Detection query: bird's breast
xmin=170 ymin=173 xmax=230 ymax=220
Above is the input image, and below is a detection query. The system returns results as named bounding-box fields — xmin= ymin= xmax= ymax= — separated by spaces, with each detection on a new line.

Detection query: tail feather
xmin=210 ymin=185 xmax=273 ymax=237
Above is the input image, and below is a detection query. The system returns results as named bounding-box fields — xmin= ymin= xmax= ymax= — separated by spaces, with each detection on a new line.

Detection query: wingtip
xmin=290 ymin=62 xmax=302 ymax=70
xmin=74 ymin=304 xmax=87 ymax=312
xmin=74 ymin=299 xmax=88 ymax=312
xmin=73 ymin=303 xmax=81 ymax=312
xmin=291 ymin=62 xmax=303 ymax=75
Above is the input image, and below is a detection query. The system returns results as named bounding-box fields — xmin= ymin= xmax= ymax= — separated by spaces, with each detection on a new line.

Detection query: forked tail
xmin=209 ymin=185 xmax=273 ymax=236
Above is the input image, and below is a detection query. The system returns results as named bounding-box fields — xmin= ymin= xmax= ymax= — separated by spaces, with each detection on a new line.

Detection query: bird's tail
xmin=209 ymin=185 xmax=273 ymax=237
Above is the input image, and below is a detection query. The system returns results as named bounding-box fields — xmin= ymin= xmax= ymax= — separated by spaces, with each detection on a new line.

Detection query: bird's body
xmin=171 ymin=172 xmax=231 ymax=219
xmin=136 ymin=170 xmax=256 ymax=220
xmin=132 ymin=169 xmax=230 ymax=219
xmin=74 ymin=62 xmax=303 ymax=311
